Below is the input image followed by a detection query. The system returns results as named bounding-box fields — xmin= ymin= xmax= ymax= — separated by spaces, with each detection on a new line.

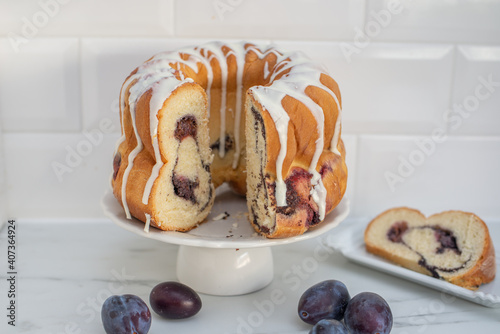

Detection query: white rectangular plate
xmin=326 ymin=221 xmax=500 ymax=308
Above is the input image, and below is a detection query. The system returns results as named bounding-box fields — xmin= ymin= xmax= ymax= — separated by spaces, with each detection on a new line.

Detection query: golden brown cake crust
xmin=364 ymin=207 xmax=496 ymax=290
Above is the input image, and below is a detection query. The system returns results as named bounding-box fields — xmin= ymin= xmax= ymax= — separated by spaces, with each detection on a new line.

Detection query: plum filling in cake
xmin=170 ymin=114 xmax=212 ymax=209
xmin=276 ymin=169 xmax=320 ymax=226
xmin=417 ymin=258 xmax=468 ymax=278
xmin=252 ymin=206 xmax=270 ymax=234
xmin=174 ymin=115 xmax=197 ymax=141
xmin=210 ymin=134 xmax=234 ymax=152
xmin=113 ymin=152 xmax=121 ymax=180
xmin=387 ymin=221 xmax=409 ymax=243
xmin=252 ymin=109 xmax=267 ymax=191
xmin=247 ymin=106 xmax=269 ymax=228
xmin=247 ymin=104 xmax=324 ymax=235
xmin=172 ymin=172 xmax=199 ymax=204
xmin=433 ymin=226 xmax=461 ymax=255
xmin=386 ymin=222 xmax=469 ymax=278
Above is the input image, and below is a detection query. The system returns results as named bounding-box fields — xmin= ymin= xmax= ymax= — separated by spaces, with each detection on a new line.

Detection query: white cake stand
xmin=101 ymin=186 xmax=349 ymax=296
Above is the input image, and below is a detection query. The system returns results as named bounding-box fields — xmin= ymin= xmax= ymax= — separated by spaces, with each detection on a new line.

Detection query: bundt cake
xmin=111 ymin=41 xmax=347 ymax=238
xmin=365 ymin=207 xmax=496 ymax=289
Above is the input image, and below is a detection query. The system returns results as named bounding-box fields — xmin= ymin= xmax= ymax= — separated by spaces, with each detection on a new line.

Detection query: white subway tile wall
xmin=0 ymin=0 xmax=499 ymax=221
xmin=451 ymin=46 xmax=500 ymax=136
xmin=355 ymin=135 xmax=500 ymax=220
xmin=0 ymin=0 xmax=174 ymax=37
xmin=175 ymin=0 xmax=365 ymax=40
xmin=0 ymin=38 xmax=81 ymax=132
xmin=340 ymin=134 xmax=357 ymax=204
xmin=335 ymin=43 xmax=455 ymax=135
xmin=367 ymin=0 xmax=500 ymax=44
xmin=3 ymin=133 xmax=119 ymax=218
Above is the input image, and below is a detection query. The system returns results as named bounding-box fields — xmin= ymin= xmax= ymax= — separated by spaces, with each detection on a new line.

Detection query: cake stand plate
xmin=101 ymin=186 xmax=349 ymax=295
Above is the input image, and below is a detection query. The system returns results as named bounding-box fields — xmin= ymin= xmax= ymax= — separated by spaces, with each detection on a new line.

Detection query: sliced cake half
xmin=364 ymin=207 xmax=496 ymax=290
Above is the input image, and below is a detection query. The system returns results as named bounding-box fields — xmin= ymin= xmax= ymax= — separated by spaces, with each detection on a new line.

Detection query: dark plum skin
xmin=150 ymin=281 xmax=202 ymax=319
xmin=309 ymin=319 xmax=349 ymax=334
xmin=298 ymin=280 xmax=351 ymax=325
xmin=101 ymin=294 xmax=151 ymax=334
xmin=344 ymin=292 xmax=393 ymax=334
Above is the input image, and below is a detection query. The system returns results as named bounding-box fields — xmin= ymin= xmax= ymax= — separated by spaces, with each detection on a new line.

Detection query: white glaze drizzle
xmin=152 ymin=47 xmax=214 ymax=115
xmin=226 ymin=42 xmax=247 ymax=169
xmin=144 ymin=213 xmax=151 ymax=233
xmin=330 ymin=93 xmax=342 ymax=155
xmin=196 ymin=48 xmax=214 ymax=117
xmin=116 ymin=41 xmax=342 ymax=222
xmin=203 ymin=42 xmax=229 ymax=158
xmin=263 ymin=61 xmax=271 ymax=80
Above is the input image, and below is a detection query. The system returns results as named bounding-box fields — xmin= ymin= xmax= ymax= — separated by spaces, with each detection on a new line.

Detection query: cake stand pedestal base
xmin=176 ymin=245 xmax=274 ymax=296
xmin=102 ymin=190 xmax=349 ymax=296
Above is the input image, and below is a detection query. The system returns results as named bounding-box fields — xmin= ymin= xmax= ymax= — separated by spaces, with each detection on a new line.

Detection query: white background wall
xmin=0 ymin=0 xmax=499 ymax=222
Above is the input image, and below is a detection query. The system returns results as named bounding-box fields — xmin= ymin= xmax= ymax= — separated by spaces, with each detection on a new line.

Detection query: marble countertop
xmin=1 ymin=219 xmax=499 ymax=334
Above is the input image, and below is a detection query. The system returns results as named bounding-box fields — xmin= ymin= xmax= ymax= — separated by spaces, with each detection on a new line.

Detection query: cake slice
xmin=113 ymin=82 xmax=215 ymax=231
xmin=364 ymin=207 xmax=496 ymax=290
